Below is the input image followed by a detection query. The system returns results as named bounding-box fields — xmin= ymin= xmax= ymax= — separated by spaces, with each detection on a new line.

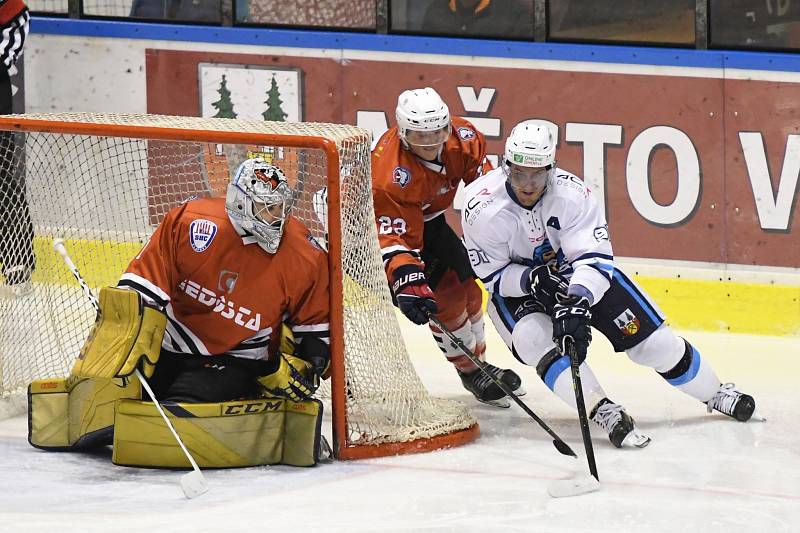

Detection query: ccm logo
xmin=224 ymin=401 xmax=282 ymax=415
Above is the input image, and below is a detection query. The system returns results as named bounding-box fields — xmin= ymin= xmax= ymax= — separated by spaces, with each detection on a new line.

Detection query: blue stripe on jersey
xmin=589 ymin=263 xmax=614 ymax=281
xmin=613 ymin=269 xmax=663 ymax=326
xmin=573 ymin=252 xmax=614 ymax=263
xmin=666 ymin=344 xmax=701 ymax=386
xmin=544 ymin=355 xmax=571 ymax=390
xmin=480 ymin=264 xmax=507 ymax=284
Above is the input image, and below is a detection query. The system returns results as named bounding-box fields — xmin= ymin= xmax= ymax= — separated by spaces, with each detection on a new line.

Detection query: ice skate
xmin=590 ymin=398 xmax=651 ymax=448
xmin=483 ymin=362 xmax=526 ymax=397
xmin=458 ymin=368 xmax=509 ymax=408
xmin=706 ymin=383 xmax=759 ymax=422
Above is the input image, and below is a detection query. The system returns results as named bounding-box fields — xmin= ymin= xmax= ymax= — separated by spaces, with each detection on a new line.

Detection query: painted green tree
xmin=211 ymin=75 xmax=237 ymax=119
xmin=262 ymin=75 xmax=288 ymax=121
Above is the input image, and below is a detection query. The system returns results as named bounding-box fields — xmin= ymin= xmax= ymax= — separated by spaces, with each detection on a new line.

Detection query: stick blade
xmin=547 ymin=475 xmax=600 ymax=498
xmin=181 ymin=470 xmax=209 ymax=499
xmin=553 ymin=439 xmax=577 ymax=457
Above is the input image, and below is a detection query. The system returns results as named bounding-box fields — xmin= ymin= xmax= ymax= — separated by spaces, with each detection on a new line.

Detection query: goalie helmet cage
xmin=0 ymin=113 xmax=478 ymax=459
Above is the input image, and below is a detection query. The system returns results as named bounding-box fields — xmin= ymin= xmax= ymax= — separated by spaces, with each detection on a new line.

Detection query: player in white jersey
xmin=461 ymin=119 xmax=758 ymax=448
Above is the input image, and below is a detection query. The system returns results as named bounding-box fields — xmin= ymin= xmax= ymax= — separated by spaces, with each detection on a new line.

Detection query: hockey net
xmin=0 ymin=113 xmax=478 ymax=458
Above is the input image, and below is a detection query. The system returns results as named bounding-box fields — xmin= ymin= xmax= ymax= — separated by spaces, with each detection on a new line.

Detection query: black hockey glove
xmin=552 ymin=295 xmax=592 ymax=365
xmin=527 ymin=265 xmax=569 ymax=314
xmin=392 ymin=264 xmax=438 ymax=325
xmin=296 ymin=335 xmax=330 ymax=379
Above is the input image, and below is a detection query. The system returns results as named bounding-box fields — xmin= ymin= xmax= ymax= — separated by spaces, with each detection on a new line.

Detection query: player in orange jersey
xmin=372 ymin=87 xmax=524 ymax=407
xmin=119 ymin=158 xmax=330 ymax=403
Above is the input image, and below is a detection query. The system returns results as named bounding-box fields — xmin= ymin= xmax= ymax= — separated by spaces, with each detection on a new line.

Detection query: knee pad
xmin=625 ymin=324 xmax=685 ymax=372
xmin=510 ymin=313 xmax=557 ymax=367
xmin=28 ymin=376 xmax=141 ymax=450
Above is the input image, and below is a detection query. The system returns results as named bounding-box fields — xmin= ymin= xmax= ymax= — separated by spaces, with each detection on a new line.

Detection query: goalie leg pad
xmin=71 ymin=286 xmax=166 ymax=380
xmin=28 ymin=375 xmax=141 ymax=450
xmin=112 ymin=397 xmax=324 ymax=468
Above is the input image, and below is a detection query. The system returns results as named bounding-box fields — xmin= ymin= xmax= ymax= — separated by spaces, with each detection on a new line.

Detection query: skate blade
xmin=547 ymin=475 xmax=601 ymax=498
xmin=750 ymin=410 xmax=766 ymax=422
xmin=621 ymin=429 xmax=651 ymax=448
xmin=478 ymin=396 xmax=510 ymax=408
xmin=510 ymin=385 xmax=527 ymax=397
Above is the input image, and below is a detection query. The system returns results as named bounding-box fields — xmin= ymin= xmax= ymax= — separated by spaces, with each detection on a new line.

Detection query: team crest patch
xmin=189 ymin=219 xmax=218 ymax=252
xmin=594 ymin=224 xmax=609 ymax=242
xmin=457 ymin=127 xmax=475 ymax=140
xmin=392 ymin=166 xmax=412 ymax=188
xmin=218 ymin=270 xmax=238 ymax=294
xmin=614 ymin=309 xmax=640 ymax=336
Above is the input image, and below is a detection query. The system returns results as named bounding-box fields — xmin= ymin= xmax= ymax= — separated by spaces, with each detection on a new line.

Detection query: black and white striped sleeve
xmin=0 ymin=1 xmax=29 ymax=68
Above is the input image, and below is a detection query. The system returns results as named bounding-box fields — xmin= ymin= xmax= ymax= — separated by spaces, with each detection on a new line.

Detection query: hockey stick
xmin=427 ymin=313 xmax=576 ymax=458
xmin=52 ymin=238 xmax=208 ymax=499
xmin=566 ymin=338 xmax=598 ymax=480
xmin=547 ymin=337 xmax=601 ymax=498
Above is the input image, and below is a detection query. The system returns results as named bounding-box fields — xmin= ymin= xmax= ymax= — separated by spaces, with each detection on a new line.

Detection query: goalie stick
xmin=427 ymin=313 xmax=576 ymax=458
xmin=52 ymin=238 xmax=208 ymax=500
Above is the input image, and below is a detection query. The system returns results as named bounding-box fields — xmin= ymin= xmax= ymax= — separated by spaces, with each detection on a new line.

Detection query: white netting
xmin=0 ymin=113 xmax=476 ymax=455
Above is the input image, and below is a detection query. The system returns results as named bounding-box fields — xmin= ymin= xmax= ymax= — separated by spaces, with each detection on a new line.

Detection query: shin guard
xmin=112 ymin=397 xmax=324 ymax=468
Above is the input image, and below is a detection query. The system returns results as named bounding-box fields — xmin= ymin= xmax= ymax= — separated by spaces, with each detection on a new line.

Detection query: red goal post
xmin=0 ymin=113 xmax=478 ymax=459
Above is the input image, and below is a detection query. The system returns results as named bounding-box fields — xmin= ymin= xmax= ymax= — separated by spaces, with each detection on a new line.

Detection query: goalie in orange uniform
xmin=28 ymin=158 xmax=332 ymax=468
xmin=118 ymin=157 xmax=331 ymax=404
xmin=372 ymin=87 xmax=524 ymax=407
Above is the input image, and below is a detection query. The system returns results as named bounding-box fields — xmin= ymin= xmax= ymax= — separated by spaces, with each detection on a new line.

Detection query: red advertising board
xmin=146 ymin=50 xmax=800 ymax=268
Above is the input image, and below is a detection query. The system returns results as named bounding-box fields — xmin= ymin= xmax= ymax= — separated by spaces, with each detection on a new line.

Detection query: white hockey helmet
xmin=226 ymin=158 xmax=294 ymax=254
xmin=395 ymin=87 xmax=451 ymax=147
xmin=504 ymin=120 xmax=557 ymax=169
xmin=503 ymin=120 xmax=557 ymax=202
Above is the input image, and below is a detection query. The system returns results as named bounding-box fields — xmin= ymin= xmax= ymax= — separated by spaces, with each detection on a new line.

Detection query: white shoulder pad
xmin=548 ymin=169 xmax=591 ymax=203
xmin=462 ymin=167 xmax=506 ymax=228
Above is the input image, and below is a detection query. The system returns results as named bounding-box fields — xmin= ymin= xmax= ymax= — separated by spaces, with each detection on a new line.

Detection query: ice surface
xmin=1 ymin=317 xmax=797 ymax=533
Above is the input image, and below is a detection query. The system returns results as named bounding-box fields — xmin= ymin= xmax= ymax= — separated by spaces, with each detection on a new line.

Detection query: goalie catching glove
xmin=71 ymin=287 xmax=166 ymax=380
xmin=259 ymin=336 xmax=329 ymax=402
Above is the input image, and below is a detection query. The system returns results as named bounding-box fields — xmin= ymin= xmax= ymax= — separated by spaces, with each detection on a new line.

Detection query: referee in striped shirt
xmin=0 ymin=0 xmax=31 ymax=293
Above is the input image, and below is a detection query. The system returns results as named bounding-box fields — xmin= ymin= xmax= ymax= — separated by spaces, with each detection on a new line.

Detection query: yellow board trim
xmin=635 ymin=276 xmax=800 ymax=337
xmin=479 ymin=276 xmax=800 ymax=337
xmin=30 ymin=235 xmax=143 ymax=288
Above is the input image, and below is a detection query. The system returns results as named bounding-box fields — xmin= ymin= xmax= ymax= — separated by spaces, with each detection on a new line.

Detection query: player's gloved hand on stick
xmin=527 ymin=265 xmax=569 ymax=314
xmin=552 ymin=295 xmax=592 ymax=365
xmin=392 ymin=264 xmax=438 ymax=325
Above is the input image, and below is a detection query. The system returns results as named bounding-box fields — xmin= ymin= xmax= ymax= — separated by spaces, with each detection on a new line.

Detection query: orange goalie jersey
xmin=372 ymin=116 xmax=491 ymax=279
xmin=119 ymin=197 xmax=330 ymax=362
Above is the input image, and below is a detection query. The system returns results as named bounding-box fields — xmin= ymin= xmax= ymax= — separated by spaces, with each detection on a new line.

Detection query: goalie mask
xmin=396 ymin=87 xmax=451 ymax=154
xmin=503 ymin=120 xmax=557 ymax=206
xmin=226 ymin=158 xmax=294 ymax=254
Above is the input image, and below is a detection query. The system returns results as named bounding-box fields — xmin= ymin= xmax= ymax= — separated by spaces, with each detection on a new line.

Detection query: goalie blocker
xmin=28 ymin=287 xmax=329 ymax=467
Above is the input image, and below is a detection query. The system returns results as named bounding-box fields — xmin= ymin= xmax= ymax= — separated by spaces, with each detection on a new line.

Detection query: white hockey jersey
xmin=461 ymin=166 xmax=614 ymax=305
